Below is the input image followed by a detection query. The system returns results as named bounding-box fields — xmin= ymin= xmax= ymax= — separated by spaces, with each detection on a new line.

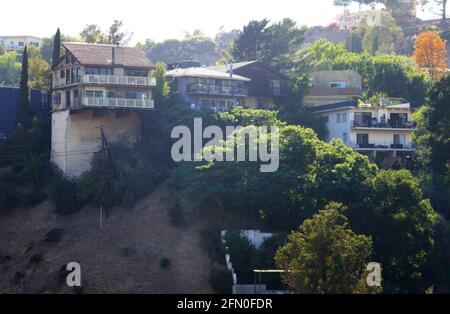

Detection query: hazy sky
xmin=0 ymin=0 xmax=440 ymax=44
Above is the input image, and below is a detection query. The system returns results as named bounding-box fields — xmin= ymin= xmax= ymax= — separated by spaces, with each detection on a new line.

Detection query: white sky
xmin=0 ymin=0 xmax=441 ymax=44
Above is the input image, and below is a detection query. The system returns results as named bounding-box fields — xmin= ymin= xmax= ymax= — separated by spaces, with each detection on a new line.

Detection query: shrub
xmin=0 ymin=175 xmax=20 ymax=213
xmin=22 ymin=190 xmax=47 ymax=208
xmin=51 ymin=177 xmax=81 ymax=215
xmin=209 ymin=268 xmax=233 ymax=294
xmin=200 ymin=227 xmax=225 ymax=264
xmin=160 ymin=257 xmax=171 ymax=269
xmin=169 ymin=200 xmax=188 ymax=228
xmin=76 ymin=171 xmax=102 ymax=208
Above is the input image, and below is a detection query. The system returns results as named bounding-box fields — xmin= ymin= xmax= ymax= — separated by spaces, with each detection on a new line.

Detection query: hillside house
xmin=209 ymin=61 xmax=288 ymax=109
xmin=165 ymin=67 xmax=250 ymax=112
xmin=304 ymin=70 xmax=363 ymax=108
xmin=51 ymin=42 xmax=156 ymax=177
xmin=311 ymin=100 xmax=417 ymax=167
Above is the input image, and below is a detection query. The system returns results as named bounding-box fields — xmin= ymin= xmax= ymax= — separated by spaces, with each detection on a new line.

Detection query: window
xmin=357 ymin=134 xmax=369 ymax=148
xmin=60 ymin=70 xmax=65 ymax=78
xmin=323 ymin=115 xmax=329 ymax=123
xmin=18 ymin=42 xmax=25 ymax=47
xmin=52 ymin=92 xmax=61 ymax=105
xmin=270 ymin=80 xmax=281 ymax=96
xmin=330 ymin=81 xmax=346 ymax=89
xmin=85 ymin=67 xmax=110 ymax=75
xmin=342 ymin=133 xmax=348 ymax=145
xmin=66 ymin=69 xmax=70 ymax=84
xmin=336 ymin=113 xmax=341 ymax=124
xmin=125 ymin=69 xmax=148 ymax=77
xmin=341 ymin=112 xmax=347 ymax=123
xmin=86 ymin=90 xmax=103 ymax=98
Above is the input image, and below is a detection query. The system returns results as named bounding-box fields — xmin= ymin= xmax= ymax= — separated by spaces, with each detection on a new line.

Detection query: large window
xmin=85 ymin=67 xmax=111 ymax=75
xmin=124 ymin=69 xmax=148 ymax=77
xmin=86 ymin=90 xmax=103 ymax=98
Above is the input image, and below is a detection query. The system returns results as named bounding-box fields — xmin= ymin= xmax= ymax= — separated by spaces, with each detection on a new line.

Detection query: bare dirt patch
xmin=0 ymin=185 xmax=214 ymax=293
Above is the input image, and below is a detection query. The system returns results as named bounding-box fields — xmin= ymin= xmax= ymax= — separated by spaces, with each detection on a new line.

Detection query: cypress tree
xmin=18 ymin=46 xmax=30 ymax=126
xmin=52 ymin=28 xmax=61 ymax=65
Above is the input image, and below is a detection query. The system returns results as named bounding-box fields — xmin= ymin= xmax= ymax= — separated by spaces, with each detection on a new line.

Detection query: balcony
xmin=83 ymin=97 xmax=154 ymax=109
xmin=83 ymin=75 xmax=156 ymax=87
xmin=351 ymin=142 xmax=415 ymax=151
xmin=187 ymin=83 xmax=247 ymax=96
xmin=351 ymin=120 xmax=416 ymax=130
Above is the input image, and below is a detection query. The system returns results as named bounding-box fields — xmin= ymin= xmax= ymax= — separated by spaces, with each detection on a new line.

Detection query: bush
xmin=76 ymin=171 xmax=102 ymax=208
xmin=209 ymin=268 xmax=233 ymax=294
xmin=0 ymin=175 xmax=20 ymax=213
xmin=160 ymin=257 xmax=171 ymax=269
xmin=200 ymin=227 xmax=225 ymax=264
xmin=22 ymin=190 xmax=47 ymax=208
xmin=169 ymin=200 xmax=188 ymax=228
xmin=51 ymin=177 xmax=81 ymax=215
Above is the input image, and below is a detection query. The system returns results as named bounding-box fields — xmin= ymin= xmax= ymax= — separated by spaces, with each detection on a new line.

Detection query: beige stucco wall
xmin=312 ymin=70 xmax=362 ymax=89
xmin=51 ymin=109 xmax=141 ymax=177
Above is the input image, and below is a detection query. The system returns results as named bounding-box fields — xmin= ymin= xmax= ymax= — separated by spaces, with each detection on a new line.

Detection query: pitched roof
xmin=309 ymin=100 xmax=358 ymax=113
xmin=165 ymin=67 xmax=250 ymax=81
xmin=62 ymin=42 xmax=154 ymax=69
xmin=208 ymin=60 xmax=258 ymax=72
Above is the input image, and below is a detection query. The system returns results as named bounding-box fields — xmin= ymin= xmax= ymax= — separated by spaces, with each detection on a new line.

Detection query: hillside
xmin=0 ymin=185 xmax=214 ymax=293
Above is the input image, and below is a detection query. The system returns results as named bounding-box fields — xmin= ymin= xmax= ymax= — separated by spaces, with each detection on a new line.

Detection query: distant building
xmin=209 ymin=61 xmax=288 ymax=109
xmin=0 ymin=36 xmax=42 ymax=52
xmin=51 ymin=42 xmax=156 ymax=177
xmin=165 ymin=67 xmax=250 ymax=112
xmin=0 ymin=87 xmax=51 ymax=139
xmin=304 ymin=70 xmax=363 ymax=108
xmin=311 ymin=100 xmax=417 ymax=167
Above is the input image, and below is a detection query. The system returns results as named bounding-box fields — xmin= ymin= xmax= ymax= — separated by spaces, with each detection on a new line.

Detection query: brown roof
xmin=62 ymin=42 xmax=154 ymax=69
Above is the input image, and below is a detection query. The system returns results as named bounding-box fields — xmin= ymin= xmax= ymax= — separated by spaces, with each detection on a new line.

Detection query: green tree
xmin=108 ymin=20 xmax=132 ymax=45
xmin=18 ymin=46 xmax=30 ymax=126
xmin=348 ymin=170 xmax=439 ymax=292
xmin=275 ymin=202 xmax=375 ymax=294
xmin=52 ymin=28 xmax=61 ymax=65
xmin=361 ymin=11 xmax=404 ymax=55
xmin=0 ymin=51 xmax=21 ymax=85
xmin=80 ymin=24 xmax=108 ymax=44
xmin=231 ymin=19 xmax=269 ymax=61
xmin=231 ymin=19 xmax=305 ymax=69
xmin=152 ymin=61 xmax=170 ymax=106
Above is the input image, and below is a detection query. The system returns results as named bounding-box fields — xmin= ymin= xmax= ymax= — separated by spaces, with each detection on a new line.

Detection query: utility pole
xmin=95 ymin=125 xmax=115 ymax=229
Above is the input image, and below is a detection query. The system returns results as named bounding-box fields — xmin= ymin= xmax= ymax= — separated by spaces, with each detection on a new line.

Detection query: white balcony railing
xmin=83 ymin=75 xmax=156 ymax=86
xmin=84 ymin=97 xmax=154 ymax=109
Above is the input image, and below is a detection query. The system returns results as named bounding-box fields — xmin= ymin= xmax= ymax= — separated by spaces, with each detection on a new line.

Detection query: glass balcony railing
xmin=187 ymin=83 xmax=248 ymax=96
xmin=83 ymin=75 xmax=156 ymax=86
xmin=83 ymin=97 xmax=154 ymax=109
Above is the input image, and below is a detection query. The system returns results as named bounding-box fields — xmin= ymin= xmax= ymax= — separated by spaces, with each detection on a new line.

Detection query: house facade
xmin=0 ymin=36 xmax=42 ymax=52
xmin=304 ymin=70 xmax=363 ymax=108
xmin=209 ymin=61 xmax=287 ymax=109
xmin=51 ymin=42 xmax=156 ymax=177
xmin=312 ymin=100 xmax=417 ymax=167
xmin=165 ymin=67 xmax=250 ymax=112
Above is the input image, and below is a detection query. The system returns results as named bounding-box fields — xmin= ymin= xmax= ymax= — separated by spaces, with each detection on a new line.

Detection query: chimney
xmin=112 ymin=43 xmax=124 ymax=66
xmin=229 ymin=63 xmax=233 ymax=79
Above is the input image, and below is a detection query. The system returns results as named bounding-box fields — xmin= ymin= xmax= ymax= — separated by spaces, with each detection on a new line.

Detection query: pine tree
xmin=18 ymin=46 xmax=30 ymax=126
xmin=52 ymin=28 xmax=61 ymax=65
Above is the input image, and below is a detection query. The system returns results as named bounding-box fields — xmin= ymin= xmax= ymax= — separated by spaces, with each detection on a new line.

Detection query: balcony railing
xmin=83 ymin=75 xmax=156 ymax=86
xmin=351 ymin=120 xmax=416 ymax=129
xmin=351 ymin=142 xmax=415 ymax=150
xmin=83 ymin=97 xmax=154 ymax=109
xmin=187 ymin=83 xmax=247 ymax=96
